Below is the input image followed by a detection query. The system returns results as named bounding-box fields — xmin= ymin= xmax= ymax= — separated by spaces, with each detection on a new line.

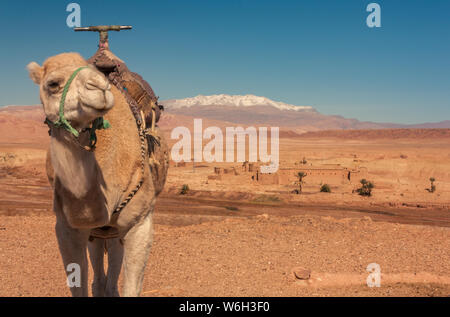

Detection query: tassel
xmin=102 ymin=119 xmax=111 ymax=129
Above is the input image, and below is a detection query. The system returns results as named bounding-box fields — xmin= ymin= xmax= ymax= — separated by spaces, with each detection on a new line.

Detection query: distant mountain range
xmin=161 ymin=94 xmax=450 ymax=133
xmin=163 ymin=94 xmax=315 ymax=112
xmin=1 ymin=95 xmax=449 ymax=139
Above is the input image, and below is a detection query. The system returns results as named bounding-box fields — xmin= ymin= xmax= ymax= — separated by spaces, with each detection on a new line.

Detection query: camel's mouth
xmin=79 ymin=90 xmax=114 ymax=114
xmin=82 ymin=101 xmax=109 ymax=111
xmin=81 ymin=102 xmax=110 ymax=116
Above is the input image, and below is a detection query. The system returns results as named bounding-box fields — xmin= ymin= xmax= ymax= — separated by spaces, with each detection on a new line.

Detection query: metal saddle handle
xmin=74 ymin=25 xmax=132 ymax=48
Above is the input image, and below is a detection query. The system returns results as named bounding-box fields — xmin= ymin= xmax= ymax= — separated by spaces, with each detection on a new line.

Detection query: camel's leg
xmin=104 ymin=238 xmax=124 ymax=297
xmin=121 ymin=213 xmax=154 ymax=297
xmin=55 ymin=219 xmax=90 ymax=297
xmin=88 ymin=238 xmax=106 ymax=297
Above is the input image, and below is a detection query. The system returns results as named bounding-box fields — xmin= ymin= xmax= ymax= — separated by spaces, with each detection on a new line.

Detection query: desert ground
xmin=0 ymin=106 xmax=449 ymax=297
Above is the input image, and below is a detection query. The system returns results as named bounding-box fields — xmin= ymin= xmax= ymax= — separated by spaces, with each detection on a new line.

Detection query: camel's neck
xmin=50 ymin=129 xmax=99 ymax=199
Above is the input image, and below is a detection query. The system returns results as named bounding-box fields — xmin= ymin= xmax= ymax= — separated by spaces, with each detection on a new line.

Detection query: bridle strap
xmin=54 ymin=66 xmax=88 ymax=137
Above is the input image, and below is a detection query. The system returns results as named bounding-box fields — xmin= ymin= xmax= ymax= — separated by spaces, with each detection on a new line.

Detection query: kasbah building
xmin=207 ymin=161 xmax=368 ymax=187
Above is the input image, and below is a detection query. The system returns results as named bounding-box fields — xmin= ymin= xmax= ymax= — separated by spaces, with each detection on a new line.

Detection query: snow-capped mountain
xmin=160 ymin=94 xmax=382 ymax=132
xmin=159 ymin=94 xmax=450 ymax=133
xmin=162 ymin=94 xmax=315 ymax=112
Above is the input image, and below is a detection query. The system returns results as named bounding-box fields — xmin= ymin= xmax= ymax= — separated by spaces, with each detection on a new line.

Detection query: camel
xmin=27 ymin=52 xmax=168 ymax=297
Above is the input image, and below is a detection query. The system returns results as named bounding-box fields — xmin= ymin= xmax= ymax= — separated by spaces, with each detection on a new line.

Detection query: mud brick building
xmin=253 ymin=164 xmax=368 ymax=186
xmin=208 ymin=162 xmax=368 ymax=186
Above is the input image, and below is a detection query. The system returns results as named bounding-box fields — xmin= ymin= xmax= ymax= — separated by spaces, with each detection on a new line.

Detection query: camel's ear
xmin=27 ymin=62 xmax=43 ymax=85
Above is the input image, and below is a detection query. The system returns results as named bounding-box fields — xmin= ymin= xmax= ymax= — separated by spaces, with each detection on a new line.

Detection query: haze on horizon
xmin=0 ymin=0 xmax=449 ymax=125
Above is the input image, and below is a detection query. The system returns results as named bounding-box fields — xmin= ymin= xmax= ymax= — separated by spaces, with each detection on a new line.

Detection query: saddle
xmin=88 ymin=49 xmax=163 ymax=139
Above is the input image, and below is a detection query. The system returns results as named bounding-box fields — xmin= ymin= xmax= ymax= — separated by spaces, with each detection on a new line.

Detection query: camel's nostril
xmin=86 ymin=80 xmax=108 ymax=91
xmin=85 ymin=81 xmax=100 ymax=90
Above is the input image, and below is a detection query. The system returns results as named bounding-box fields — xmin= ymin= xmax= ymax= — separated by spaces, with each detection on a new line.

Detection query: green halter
xmin=45 ymin=66 xmax=111 ymax=148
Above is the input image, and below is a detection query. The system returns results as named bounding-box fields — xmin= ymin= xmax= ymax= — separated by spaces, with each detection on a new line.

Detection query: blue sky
xmin=0 ymin=0 xmax=449 ymax=124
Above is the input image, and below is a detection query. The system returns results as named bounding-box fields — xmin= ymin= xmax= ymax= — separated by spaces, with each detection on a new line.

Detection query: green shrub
xmin=180 ymin=184 xmax=190 ymax=195
xmin=320 ymin=184 xmax=331 ymax=193
xmin=356 ymin=179 xmax=374 ymax=197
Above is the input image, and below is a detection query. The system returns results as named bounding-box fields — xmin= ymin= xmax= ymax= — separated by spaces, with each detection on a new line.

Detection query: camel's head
xmin=27 ymin=53 xmax=114 ymax=128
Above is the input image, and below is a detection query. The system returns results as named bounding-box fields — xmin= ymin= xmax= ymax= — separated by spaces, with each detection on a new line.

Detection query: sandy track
xmin=156 ymin=193 xmax=450 ymax=228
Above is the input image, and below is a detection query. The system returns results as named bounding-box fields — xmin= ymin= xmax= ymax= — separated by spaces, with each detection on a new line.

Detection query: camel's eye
xmin=46 ymin=79 xmax=62 ymax=93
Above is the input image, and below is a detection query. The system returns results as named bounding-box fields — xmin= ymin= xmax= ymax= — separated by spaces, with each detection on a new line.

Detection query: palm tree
xmin=429 ymin=177 xmax=436 ymax=193
xmin=295 ymin=172 xmax=307 ymax=194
